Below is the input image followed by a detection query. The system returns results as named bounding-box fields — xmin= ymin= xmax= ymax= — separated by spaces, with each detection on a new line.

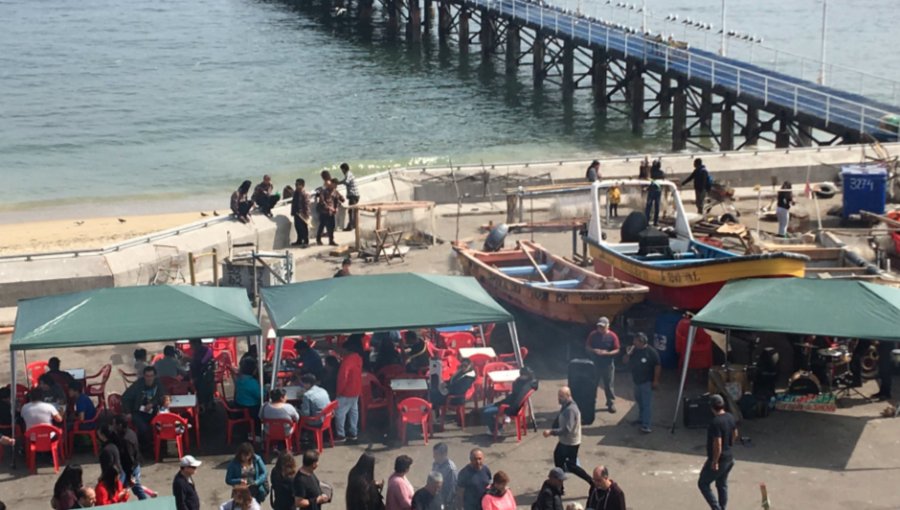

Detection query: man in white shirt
xmin=21 ymin=387 xmax=63 ymax=430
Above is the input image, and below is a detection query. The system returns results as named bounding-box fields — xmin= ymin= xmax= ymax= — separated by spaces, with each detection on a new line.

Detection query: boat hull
xmin=588 ymin=240 xmax=806 ymax=310
xmin=455 ymin=244 xmax=647 ymax=325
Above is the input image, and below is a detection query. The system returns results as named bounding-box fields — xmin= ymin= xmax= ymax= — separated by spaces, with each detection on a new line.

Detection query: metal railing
xmin=469 ymin=0 xmax=897 ymax=139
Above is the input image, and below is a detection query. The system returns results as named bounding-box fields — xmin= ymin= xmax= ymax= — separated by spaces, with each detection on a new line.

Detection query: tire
xmin=620 ymin=211 xmax=649 ymax=243
xmin=814 ymin=183 xmax=837 ymax=199
xmin=719 ymin=213 xmax=739 ymax=224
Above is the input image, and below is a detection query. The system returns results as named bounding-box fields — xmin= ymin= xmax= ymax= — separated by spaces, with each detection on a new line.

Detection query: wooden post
xmin=387 ymin=0 xmax=400 ymax=35
xmin=355 ymin=206 xmax=362 ymax=252
xmin=532 ymin=32 xmax=545 ymax=88
xmin=479 ymin=9 xmax=493 ymax=59
xmin=672 ymin=80 xmax=687 ymax=151
xmin=659 ymin=72 xmax=672 ymax=116
xmin=720 ymin=101 xmax=735 ymax=151
xmin=438 ymin=1 xmax=451 ymax=44
xmin=699 ymin=86 xmax=713 ymax=132
xmin=506 ymin=22 xmax=520 ymax=75
xmin=506 ymin=194 xmax=517 ymax=223
xmin=745 ymin=105 xmax=759 ymax=146
xmin=358 ymin=0 xmax=373 ymax=23
xmin=592 ymin=48 xmax=608 ymax=112
xmin=458 ymin=7 xmax=470 ymax=55
xmin=188 ymin=252 xmax=196 ymax=285
xmin=562 ymin=39 xmax=575 ymax=97
xmin=424 ymin=0 xmax=433 ymax=31
xmin=775 ymin=116 xmax=791 ymax=148
xmin=630 ymin=64 xmax=644 ymax=134
xmin=376 ymin=208 xmax=383 ymax=231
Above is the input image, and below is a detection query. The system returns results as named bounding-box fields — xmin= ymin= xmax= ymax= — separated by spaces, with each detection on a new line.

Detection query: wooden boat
xmin=584 ymin=179 xmax=807 ymax=311
xmin=454 ymin=240 xmax=648 ymax=325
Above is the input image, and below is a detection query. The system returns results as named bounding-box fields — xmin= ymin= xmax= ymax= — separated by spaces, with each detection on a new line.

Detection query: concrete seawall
xmin=1 ymin=143 xmax=895 ymax=309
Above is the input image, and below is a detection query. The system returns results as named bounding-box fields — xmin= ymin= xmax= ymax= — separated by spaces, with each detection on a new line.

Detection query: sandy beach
xmin=0 ymin=211 xmax=216 ymax=256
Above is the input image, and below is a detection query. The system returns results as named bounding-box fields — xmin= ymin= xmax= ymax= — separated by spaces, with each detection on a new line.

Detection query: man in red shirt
xmin=335 ymin=334 xmax=364 ymax=441
xmin=585 ymin=317 xmax=620 ymax=413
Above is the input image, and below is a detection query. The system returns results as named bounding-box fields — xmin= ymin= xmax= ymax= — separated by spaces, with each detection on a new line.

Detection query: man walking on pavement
xmin=542 ymin=387 xmax=593 ymax=488
xmin=585 ymin=317 xmax=620 ymax=413
xmin=586 ymin=465 xmax=626 ymax=510
xmin=623 ymin=333 xmax=660 ymax=433
xmin=697 ymin=394 xmax=739 ymax=510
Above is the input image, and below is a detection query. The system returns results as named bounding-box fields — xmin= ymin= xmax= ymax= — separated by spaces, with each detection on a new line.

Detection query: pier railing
xmin=468 ymin=0 xmax=897 ymax=140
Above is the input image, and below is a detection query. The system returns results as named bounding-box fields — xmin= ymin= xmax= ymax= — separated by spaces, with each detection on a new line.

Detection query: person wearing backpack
xmin=682 ymin=158 xmax=712 ymax=214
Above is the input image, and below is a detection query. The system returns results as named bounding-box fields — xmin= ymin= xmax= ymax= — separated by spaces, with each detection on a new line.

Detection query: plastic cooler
xmin=841 ymin=164 xmax=887 ymax=219
xmin=653 ymin=311 xmax=682 ymax=369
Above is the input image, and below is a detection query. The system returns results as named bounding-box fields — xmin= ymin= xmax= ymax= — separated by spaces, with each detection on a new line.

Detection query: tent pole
xmin=270 ymin=336 xmax=284 ymax=392
xmin=507 ymin=322 xmax=537 ymax=431
xmin=671 ymin=325 xmax=697 ymax=433
xmin=257 ymin=336 xmax=265 ymax=412
xmin=477 ymin=325 xmax=487 ymax=347
xmin=10 ymin=350 xmax=17 ymax=468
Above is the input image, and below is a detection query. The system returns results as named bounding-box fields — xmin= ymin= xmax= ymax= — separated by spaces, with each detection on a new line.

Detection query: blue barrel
xmin=653 ymin=311 xmax=683 ymax=369
xmin=842 ymin=165 xmax=887 ymax=219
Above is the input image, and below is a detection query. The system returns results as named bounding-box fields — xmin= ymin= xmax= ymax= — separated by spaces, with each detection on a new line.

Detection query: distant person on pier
xmin=650 ymin=158 xmax=665 ymax=179
xmin=316 ymin=178 xmax=345 ymax=247
xmin=607 ymin=185 xmax=621 ymax=218
xmin=682 ymin=158 xmax=711 ymax=214
xmin=338 ymin=163 xmax=360 ymax=231
xmin=585 ymin=160 xmax=601 ymax=182
xmin=231 ymin=180 xmax=253 ymax=223
xmin=645 ymin=178 xmax=662 ymax=226
xmin=252 ymin=175 xmax=280 ymax=218
xmin=638 ymin=156 xmax=651 ymax=179
xmin=291 ymin=178 xmax=311 ymax=247
xmin=775 ymin=181 xmax=794 ymax=238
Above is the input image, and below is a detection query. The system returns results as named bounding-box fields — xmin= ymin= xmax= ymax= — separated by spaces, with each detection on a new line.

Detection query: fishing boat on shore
xmin=584 ymin=179 xmax=808 ymax=310
xmin=453 ymin=240 xmax=648 ymax=325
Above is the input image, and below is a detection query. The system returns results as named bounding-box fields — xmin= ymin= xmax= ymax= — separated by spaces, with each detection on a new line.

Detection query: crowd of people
xmin=229 ymin=164 xmax=361 ymax=248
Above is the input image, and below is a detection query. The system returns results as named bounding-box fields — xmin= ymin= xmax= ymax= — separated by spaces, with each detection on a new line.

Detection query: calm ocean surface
xmin=1 ymin=0 xmax=897 ymax=219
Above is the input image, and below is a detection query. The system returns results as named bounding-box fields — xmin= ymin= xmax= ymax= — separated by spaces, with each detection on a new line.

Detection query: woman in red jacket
xmin=95 ymin=464 xmax=129 ymax=505
xmin=335 ymin=334 xmax=364 ymax=441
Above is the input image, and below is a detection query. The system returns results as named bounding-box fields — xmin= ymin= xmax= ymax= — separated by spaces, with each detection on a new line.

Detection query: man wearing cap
xmin=543 ymin=387 xmax=593 ymax=487
xmin=173 ymin=456 xmax=201 ymax=510
xmin=534 ymin=468 xmax=567 ymax=510
xmin=585 ymin=317 xmax=620 ymax=414
xmin=697 ymin=394 xmax=738 ymax=510
xmin=623 ymin=333 xmax=660 ymax=433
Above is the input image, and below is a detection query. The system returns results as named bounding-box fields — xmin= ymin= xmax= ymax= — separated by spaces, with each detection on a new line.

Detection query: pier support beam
xmin=720 ymin=102 xmax=735 ymax=151
xmin=592 ymin=49 xmax=608 ymax=112
xmin=699 ymin=87 xmax=713 ymax=132
xmin=438 ymin=2 xmax=451 ymax=44
xmin=358 ymin=0 xmax=373 ymax=23
xmin=407 ymin=0 xmax=422 ymax=42
xmin=506 ymin=22 xmax=520 ymax=75
xmin=659 ymin=73 xmax=672 ymax=116
xmin=775 ymin=116 xmax=791 ymax=148
xmin=458 ymin=8 xmax=470 ymax=55
xmin=745 ymin=105 xmax=759 ymax=146
xmin=424 ymin=0 xmax=433 ymax=31
xmin=387 ymin=0 xmax=400 ymax=34
xmin=672 ymin=81 xmax=687 ymax=151
xmin=797 ymin=124 xmax=814 ymax=147
xmin=533 ymin=33 xmax=545 ymax=88
xmin=479 ymin=9 xmax=494 ymax=59
xmin=630 ymin=64 xmax=644 ymax=134
xmin=562 ymin=39 xmax=575 ymax=96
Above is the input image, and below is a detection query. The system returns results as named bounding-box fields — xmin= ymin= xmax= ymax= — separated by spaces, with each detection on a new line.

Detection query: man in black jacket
xmin=682 ymin=158 xmax=711 ymax=214
xmin=291 ymin=178 xmax=311 ymax=247
xmin=173 ymin=456 xmax=202 ymax=510
xmin=113 ymin=415 xmax=151 ymax=499
xmin=121 ymin=366 xmax=167 ymax=445
xmin=534 ymin=468 xmax=567 ymax=510
xmin=586 ymin=465 xmax=626 ymax=510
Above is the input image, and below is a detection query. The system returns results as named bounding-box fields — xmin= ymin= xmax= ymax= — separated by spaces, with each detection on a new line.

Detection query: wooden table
xmin=458 ymin=347 xmax=497 ymax=359
xmin=487 ymin=369 xmax=520 ymax=384
xmin=283 ymin=386 xmax=306 ymax=401
xmin=169 ymin=394 xmax=200 ymax=447
xmin=390 ymin=378 xmax=429 ymax=392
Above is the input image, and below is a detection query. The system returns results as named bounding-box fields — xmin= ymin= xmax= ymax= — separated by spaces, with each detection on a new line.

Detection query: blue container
xmin=842 ymin=165 xmax=887 ymax=219
xmin=653 ymin=311 xmax=683 ymax=369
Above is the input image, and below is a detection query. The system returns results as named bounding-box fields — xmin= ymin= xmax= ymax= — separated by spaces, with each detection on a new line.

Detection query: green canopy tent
xmin=672 ymin=278 xmax=900 ymax=430
xmin=260 ymin=272 xmax=523 ymax=401
xmin=9 ymin=285 xmax=261 ymax=464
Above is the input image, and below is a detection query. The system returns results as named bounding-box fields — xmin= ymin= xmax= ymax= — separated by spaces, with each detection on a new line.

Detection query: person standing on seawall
xmin=681 ymin=158 xmax=711 ymax=214
xmin=338 ymin=163 xmax=360 ymax=231
xmin=291 ymin=178 xmax=311 ymax=247
xmin=586 ymin=160 xmax=601 ymax=182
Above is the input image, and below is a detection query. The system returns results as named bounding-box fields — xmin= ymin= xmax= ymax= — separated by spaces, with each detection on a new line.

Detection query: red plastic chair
xmin=150 ymin=353 xmax=165 ymax=365
xmin=468 ymin=353 xmax=493 ymax=409
xmin=482 ymin=361 xmax=515 ymax=406
xmin=263 ymin=418 xmax=296 ymax=458
xmin=26 ymin=360 xmax=49 ymax=387
xmin=85 ymin=364 xmax=111 ymax=408
xmin=493 ymin=389 xmax=535 ymax=442
xmin=396 ymin=397 xmax=432 ymax=445
xmin=443 ymin=332 xmax=477 ymax=350
xmin=360 ymin=373 xmax=390 ymax=433
xmin=497 ymin=347 xmax=530 ymax=365
xmin=265 ymin=338 xmax=298 ymax=362
xmin=118 ymin=368 xmax=137 ymax=387
xmin=298 ymin=400 xmax=338 ymax=453
xmin=214 ymin=352 xmax=235 ymax=398
xmin=217 ymin=395 xmax=253 ymax=445
xmin=440 ymin=384 xmax=476 ymax=430
xmin=213 ymin=337 xmax=238 ymax=362
xmin=151 ymin=413 xmax=189 ymax=462
xmin=69 ymin=401 xmax=105 ymax=456
xmin=25 ymin=424 xmax=63 ymax=473
xmin=106 ymin=393 xmax=123 ymax=415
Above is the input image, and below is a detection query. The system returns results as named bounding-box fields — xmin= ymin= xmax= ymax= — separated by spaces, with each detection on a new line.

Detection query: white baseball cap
xmin=180 ymin=455 xmax=202 ymax=468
